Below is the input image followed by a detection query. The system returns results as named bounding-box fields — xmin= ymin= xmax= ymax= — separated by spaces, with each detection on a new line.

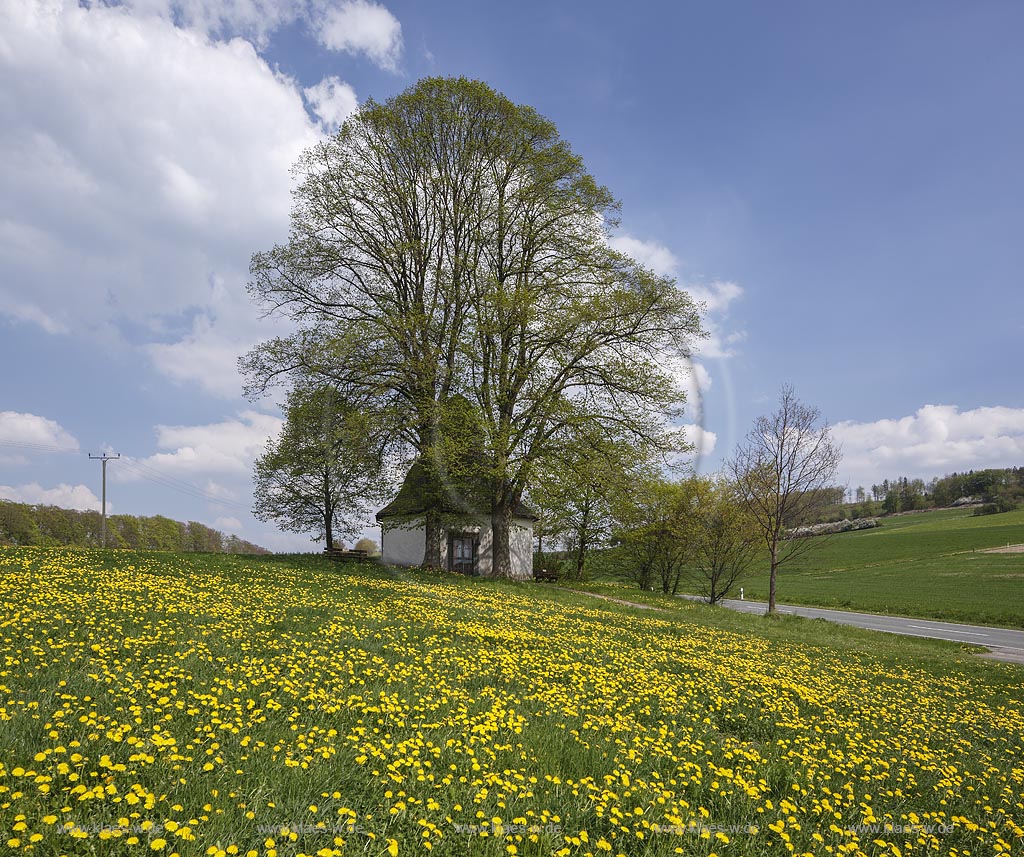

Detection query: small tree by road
xmin=727 ymin=385 xmax=842 ymax=613
xmin=684 ymin=478 xmax=761 ymax=605
xmin=613 ymin=476 xmax=692 ymax=594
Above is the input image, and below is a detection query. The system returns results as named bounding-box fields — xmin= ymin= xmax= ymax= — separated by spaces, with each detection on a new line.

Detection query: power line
xmin=0 ymin=439 xmax=81 ymax=454
xmin=117 ymin=459 xmax=251 ymax=512
xmin=0 ymin=438 xmax=252 ymax=513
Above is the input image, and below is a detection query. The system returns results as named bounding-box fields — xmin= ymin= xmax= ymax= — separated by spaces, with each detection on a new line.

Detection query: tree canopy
xmin=252 ymin=386 xmax=387 ymax=549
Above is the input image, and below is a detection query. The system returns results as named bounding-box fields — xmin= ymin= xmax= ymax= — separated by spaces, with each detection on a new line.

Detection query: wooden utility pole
xmin=88 ymin=452 xmax=120 ymax=548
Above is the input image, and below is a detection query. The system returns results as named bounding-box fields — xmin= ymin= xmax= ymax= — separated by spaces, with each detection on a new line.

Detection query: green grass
xmin=739 ymin=507 xmax=1024 ymax=627
xmin=593 ymin=507 xmax=1024 ymax=628
xmin=1 ymin=547 xmax=1023 ymax=856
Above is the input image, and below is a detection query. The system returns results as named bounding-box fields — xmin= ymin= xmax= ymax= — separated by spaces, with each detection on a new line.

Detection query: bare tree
xmin=727 ymin=385 xmax=842 ymax=613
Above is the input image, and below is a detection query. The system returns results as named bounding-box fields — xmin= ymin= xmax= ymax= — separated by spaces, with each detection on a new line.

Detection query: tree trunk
xmin=324 ymin=472 xmax=334 ymax=551
xmin=768 ymin=539 xmax=779 ymax=613
xmin=574 ymin=535 xmax=587 ymax=581
xmin=491 ymin=496 xmax=514 ymax=578
xmin=420 ymin=425 xmax=443 ymax=569
xmin=423 ymin=507 xmax=442 ymax=569
xmin=574 ymin=502 xmax=590 ymax=580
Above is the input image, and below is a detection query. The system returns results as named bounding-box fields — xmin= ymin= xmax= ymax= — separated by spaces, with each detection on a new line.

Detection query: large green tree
xmin=244 ymin=77 xmax=703 ymax=573
xmin=458 ymin=143 xmax=702 ymax=575
xmin=245 ymin=78 xmax=522 ymax=566
xmin=253 ymin=387 xmax=386 ymax=549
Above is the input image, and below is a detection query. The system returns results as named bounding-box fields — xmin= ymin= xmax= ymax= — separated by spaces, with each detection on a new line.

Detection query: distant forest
xmin=815 ymin=465 xmax=1024 ymax=523
xmin=0 ymin=500 xmax=269 ymax=554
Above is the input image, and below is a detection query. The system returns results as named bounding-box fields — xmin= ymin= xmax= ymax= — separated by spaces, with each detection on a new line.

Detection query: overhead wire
xmin=0 ymin=439 xmax=81 ymax=454
xmin=0 ymin=438 xmax=252 ymax=513
xmin=117 ymin=459 xmax=252 ymax=512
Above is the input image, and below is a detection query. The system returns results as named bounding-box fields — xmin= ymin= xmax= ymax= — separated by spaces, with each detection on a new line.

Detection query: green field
xmin=1 ymin=547 xmax=1023 ymax=857
xmin=722 ymin=507 xmax=1024 ymax=627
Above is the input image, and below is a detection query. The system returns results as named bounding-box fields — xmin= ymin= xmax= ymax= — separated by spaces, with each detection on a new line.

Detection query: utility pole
xmin=89 ymin=452 xmax=120 ymax=548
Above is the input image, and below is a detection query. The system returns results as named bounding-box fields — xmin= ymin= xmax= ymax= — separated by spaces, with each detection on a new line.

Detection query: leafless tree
xmin=727 ymin=385 xmax=842 ymax=613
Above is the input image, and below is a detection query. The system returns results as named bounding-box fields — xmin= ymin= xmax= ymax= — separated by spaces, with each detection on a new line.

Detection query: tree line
xmin=829 ymin=466 xmax=1024 ymax=519
xmin=0 ymin=500 xmax=268 ymax=554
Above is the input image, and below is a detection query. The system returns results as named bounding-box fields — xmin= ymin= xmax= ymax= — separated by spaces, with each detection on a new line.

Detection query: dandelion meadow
xmin=1 ymin=548 xmax=1022 ymax=856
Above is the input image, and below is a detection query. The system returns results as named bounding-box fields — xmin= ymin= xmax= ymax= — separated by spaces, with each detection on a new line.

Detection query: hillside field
xmin=1 ymin=547 xmax=1023 ymax=857
xmin=728 ymin=507 xmax=1024 ymax=627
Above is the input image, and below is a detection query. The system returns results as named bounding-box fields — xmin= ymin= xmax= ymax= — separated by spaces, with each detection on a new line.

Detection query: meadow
xmin=1 ymin=547 xmax=1022 ymax=857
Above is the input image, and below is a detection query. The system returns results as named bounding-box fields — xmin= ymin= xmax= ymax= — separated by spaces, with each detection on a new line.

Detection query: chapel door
xmin=450 ymin=535 xmax=476 ymax=575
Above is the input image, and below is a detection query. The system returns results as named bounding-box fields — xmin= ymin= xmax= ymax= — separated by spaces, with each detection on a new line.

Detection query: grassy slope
xmin=1 ymin=547 xmax=1022 ymax=857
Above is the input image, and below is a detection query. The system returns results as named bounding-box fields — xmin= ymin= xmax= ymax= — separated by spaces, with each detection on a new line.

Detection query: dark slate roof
xmin=376 ymin=459 xmax=536 ymax=521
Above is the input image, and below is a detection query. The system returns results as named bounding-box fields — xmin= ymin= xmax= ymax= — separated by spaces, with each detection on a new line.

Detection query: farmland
xmin=732 ymin=508 xmax=1024 ymax=628
xmin=1 ymin=547 xmax=1022 ymax=856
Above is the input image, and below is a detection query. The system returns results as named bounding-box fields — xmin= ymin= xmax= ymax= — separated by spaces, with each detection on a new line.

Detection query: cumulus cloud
xmin=314 ymin=0 xmax=403 ymax=70
xmin=687 ymin=280 xmax=743 ymax=315
xmin=145 ymin=291 xmax=255 ymax=399
xmin=0 ymin=0 xmax=352 ymax=394
xmin=0 ymin=481 xmax=102 ymax=511
xmin=304 ymin=75 xmax=359 ymax=131
xmin=214 ymin=515 xmax=243 ymax=531
xmin=833 ymin=404 xmax=1024 ymax=489
xmin=114 ymin=0 xmax=404 ymax=66
xmin=0 ymin=411 xmax=79 ymax=450
xmin=117 ymin=0 xmax=305 ymax=46
xmin=682 ymin=423 xmax=717 ymax=459
xmin=120 ymin=410 xmax=284 ymax=480
xmin=608 ymin=234 xmax=679 ymax=277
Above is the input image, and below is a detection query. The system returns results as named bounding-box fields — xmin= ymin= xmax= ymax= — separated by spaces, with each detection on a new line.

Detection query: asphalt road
xmin=682 ymin=596 xmax=1024 ymax=664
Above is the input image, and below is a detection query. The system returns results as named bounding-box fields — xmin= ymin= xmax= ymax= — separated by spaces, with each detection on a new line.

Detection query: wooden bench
xmin=323 ymin=547 xmax=369 ymax=563
xmin=534 ymin=567 xmax=559 ymax=582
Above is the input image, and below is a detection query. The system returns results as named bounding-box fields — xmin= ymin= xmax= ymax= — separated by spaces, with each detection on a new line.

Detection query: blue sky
xmin=2 ymin=0 xmax=1022 ymax=550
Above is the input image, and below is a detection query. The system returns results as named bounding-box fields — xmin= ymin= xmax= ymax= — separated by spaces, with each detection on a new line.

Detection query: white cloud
xmin=214 ymin=515 xmax=243 ymax=531
xmin=688 ymin=280 xmax=744 ymax=315
xmin=608 ymin=233 xmax=744 ymax=360
xmin=146 ymin=306 xmax=252 ymax=399
xmin=834 ymin=404 xmax=1024 ymax=489
xmin=0 ymin=481 xmax=102 ymax=511
xmin=0 ymin=411 xmax=79 ymax=450
xmin=118 ymin=0 xmax=305 ymax=46
xmin=687 ymin=280 xmax=745 ymax=359
xmin=682 ymin=423 xmax=717 ymax=459
xmin=0 ymin=0 xmax=340 ymax=393
xmin=608 ymin=234 xmax=679 ymax=277
xmin=203 ymin=480 xmax=239 ymax=500
xmin=304 ymin=74 xmax=359 ymax=132
xmin=314 ymin=0 xmax=402 ymax=70
xmin=121 ymin=410 xmax=284 ymax=480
